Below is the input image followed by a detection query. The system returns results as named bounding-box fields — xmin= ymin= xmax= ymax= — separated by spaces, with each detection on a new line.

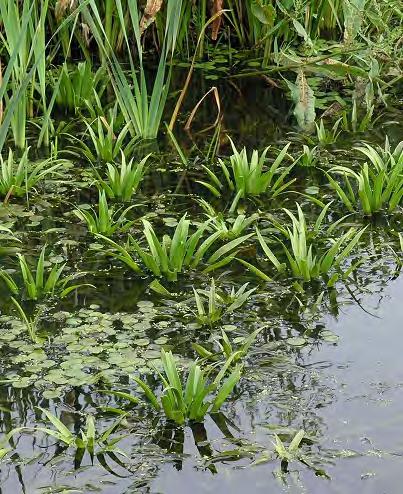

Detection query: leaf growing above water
xmin=250 ymin=0 xmax=276 ymax=26
xmin=288 ymin=69 xmax=316 ymax=132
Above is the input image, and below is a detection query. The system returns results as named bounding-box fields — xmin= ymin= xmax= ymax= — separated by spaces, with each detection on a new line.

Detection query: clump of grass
xmin=81 ymin=0 xmax=184 ymax=140
xmin=53 ymin=61 xmax=106 ymax=114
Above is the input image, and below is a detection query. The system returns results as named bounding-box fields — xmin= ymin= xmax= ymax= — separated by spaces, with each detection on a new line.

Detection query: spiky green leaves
xmin=99 ymin=214 xmax=253 ymax=281
xmin=135 ymin=349 xmax=242 ymax=425
xmin=74 ymin=190 xmax=136 ymax=235
xmin=328 ymin=141 xmax=403 ymax=215
xmin=0 ymin=245 xmax=91 ymax=301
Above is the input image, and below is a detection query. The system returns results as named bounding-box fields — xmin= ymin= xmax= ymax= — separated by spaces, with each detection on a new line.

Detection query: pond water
xmin=0 ymin=78 xmax=402 ymax=493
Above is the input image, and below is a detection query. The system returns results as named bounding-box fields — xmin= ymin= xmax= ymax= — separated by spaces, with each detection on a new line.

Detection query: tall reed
xmin=82 ymin=0 xmax=183 ymax=140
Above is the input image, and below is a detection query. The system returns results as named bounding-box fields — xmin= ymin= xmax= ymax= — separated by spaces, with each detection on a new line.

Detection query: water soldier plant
xmin=30 ymin=408 xmax=128 ymax=468
xmin=0 ymin=148 xmax=64 ymax=199
xmin=199 ymin=138 xmax=294 ymax=212
xmin=53 ymin=61 xmax=106 ymax=114
xmin=192 ymin=326 xmax=264 ymax=366
xmin=190 ymin=278 xmax=256 ymax=327
xmin=315 ymin=119 xmax=342 ymax=146
xmin=95 ymin=153 xmax=150 ymax=201
xmin=134 ymin=349 xmax=242 ymax=425
xmin=327 ymin=142 xmax=403 ymax=215
xmin=74 ymin=190 xmax=137 ymax=235
xmin=198 ymin=199 xmax=259 ymax=240
xmin=99 ymin=214 xmax=253 ymax=281
xmin=69 ymin=112 xmax=137 ymax=164
xmin=240 ymin=204 xmax=367 ymax=287
xmin=0 ymin=245 xmax=91 ymax=300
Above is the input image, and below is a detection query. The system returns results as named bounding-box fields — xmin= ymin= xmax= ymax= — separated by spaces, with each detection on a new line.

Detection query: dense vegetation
xmin=0 ymin=0 xmax=402 ymax=491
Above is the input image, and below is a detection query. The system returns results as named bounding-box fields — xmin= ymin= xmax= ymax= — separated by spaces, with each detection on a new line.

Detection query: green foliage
xmin=53 ymin=61 xmax=106 ymax=114
xmin=82 ymin=0 xmax=183 ymax=139
xmin=341 ymin=99 xmax=378 ymax=133
xmin=0 ymin=408 xmax=127 ymax=465
xmin=242 ymin=204 xmax=367 ymax=286
xmin=0 ymin=0 xmax=49 ymax=148
xmin=315 ymin=119 xmax=341 ymax=145
xmin=10 ymin=297 xmax=39 ymax=342
xmin=273 ymin=429 xmax=306 ymax=464
xmin=0 ymin=0 xmax=400 ymax=482
xmin=99 ymin=214 xmax=253 ymax=281
xmin=0 ymin=224 xmax=20 ymax=257
xmin=96 ymin=153 xmax=150 ymax=201
xmin=0 ymin=245 xmax=91 ymax=300
xmin=343 ymin=0 xmax=367 ymax=43
xmin=74 ymin=190 xmax=136 ymax=236
xmin=0 ymin=148 xmax=63 ymax=198
xmin=298 ymin=145 xmax=318 ymax=167
xmin=192 ymin=326 xmax=264 ymax=365
xmin=134 ymin=349 xmax=242 ymax=425
xmin=198 ymin=199 xmax=259 ymax=240
xmin=327 ymin=141 xmax=403 ymax=214
xmin=35 ymin=408 xmax=127 ymax=458
xmin=199 ymin=138 xmax=294 ymax=212
xmin=190 ymin=278 xmax=256 ymax=327
xmin=69 ymin=111 xmax=137 ymax=163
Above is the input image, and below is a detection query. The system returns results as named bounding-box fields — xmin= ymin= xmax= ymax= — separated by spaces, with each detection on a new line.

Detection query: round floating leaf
xmin=66 ymin=318 xmax=81 ymax=327
xmin=305 ymin=186 xmax=319 ymax=195
xmin=133 ymin=338 xmax=150 ymax=347
xmin=320 ymin=330 xmax=339 ymax=343
xmin=222 ymin=325 xmax=237 ymax=332
xmin=43 ymin=389 xmax=62 ymax=399
xmin=154 ymin=337 xmax=168 ymax=345
xmin=286 ymin=336 xmax=307 ymax=347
